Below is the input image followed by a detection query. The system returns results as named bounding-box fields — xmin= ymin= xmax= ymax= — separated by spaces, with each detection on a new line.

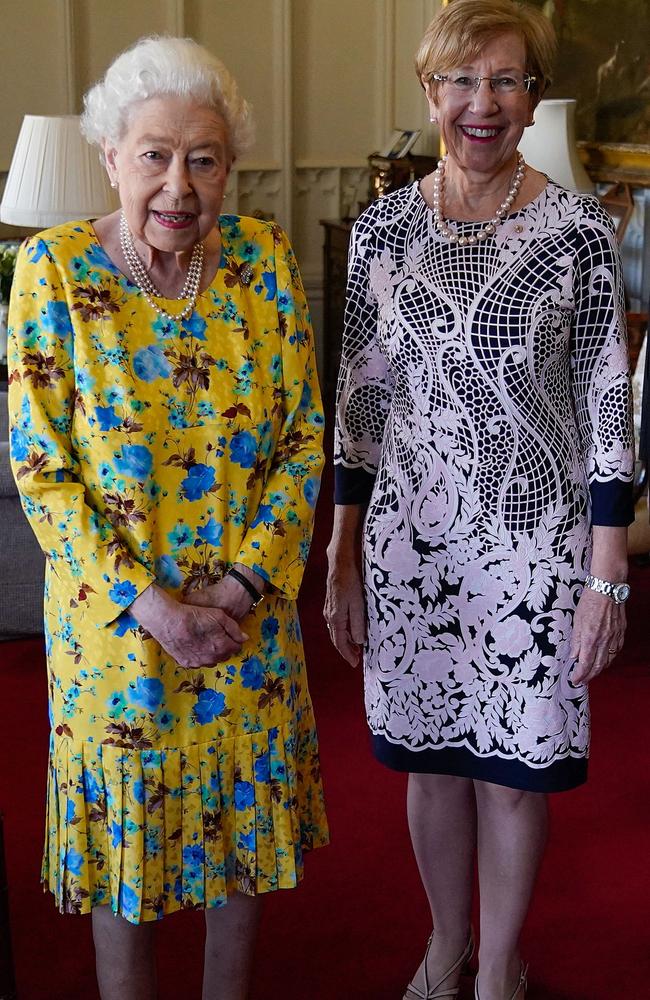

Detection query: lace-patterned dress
xmin=334 ymin=181 xmax=634 ymax=791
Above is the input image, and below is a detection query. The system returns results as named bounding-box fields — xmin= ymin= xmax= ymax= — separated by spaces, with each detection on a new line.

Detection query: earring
xmin=110 ymin=179 xmax=118 ymax=189
xmin=430 ymin=116 xmax=437 ymax=124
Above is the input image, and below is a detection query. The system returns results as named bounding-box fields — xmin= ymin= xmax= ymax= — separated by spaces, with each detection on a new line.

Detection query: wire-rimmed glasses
xmin=431 ymin=72 xmax=537 ymax=96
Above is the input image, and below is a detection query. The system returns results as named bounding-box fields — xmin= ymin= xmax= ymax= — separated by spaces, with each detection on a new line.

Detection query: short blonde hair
xmin=415 ymin=0 xmax=557 ymax=98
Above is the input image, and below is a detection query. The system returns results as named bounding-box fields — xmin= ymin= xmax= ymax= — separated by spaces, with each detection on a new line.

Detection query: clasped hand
xmin=130 ymin=580 xmax=252 ymax=669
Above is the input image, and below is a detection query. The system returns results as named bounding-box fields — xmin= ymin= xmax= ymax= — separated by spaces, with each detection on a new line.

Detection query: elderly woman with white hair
xmin=7 ymin=35 xmax=328 ymax=999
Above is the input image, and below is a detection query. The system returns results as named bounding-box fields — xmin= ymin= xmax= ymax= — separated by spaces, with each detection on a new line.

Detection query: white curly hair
xmin=81 ymin=35 xmax=254 ymax=160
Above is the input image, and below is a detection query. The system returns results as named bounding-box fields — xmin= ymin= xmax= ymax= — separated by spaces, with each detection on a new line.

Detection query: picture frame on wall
xmin=381 ymin=129 xmax=422 ymax=159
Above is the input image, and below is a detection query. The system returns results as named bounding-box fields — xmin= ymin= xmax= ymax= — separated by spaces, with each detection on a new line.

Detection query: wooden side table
xmin=319 ymin=219 xmax=353 ymax=405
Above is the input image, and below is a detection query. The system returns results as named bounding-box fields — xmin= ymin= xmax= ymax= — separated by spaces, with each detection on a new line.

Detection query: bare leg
xmin=202 ymin=892 xmax=263 ymax=1000
xmin=405 ymin=773 xmax=477 ymax=996
xmin=92 ymin=906 xmax=157 ymax=1000
xmin=474 ymin=781 xmax=548 ymax=999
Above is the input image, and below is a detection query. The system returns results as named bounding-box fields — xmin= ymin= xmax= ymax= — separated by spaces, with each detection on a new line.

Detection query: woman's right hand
xmin=324 ymin=553 xmax=367 ymax=667
xmin=130 ymin=584 xmax=248 ymax=668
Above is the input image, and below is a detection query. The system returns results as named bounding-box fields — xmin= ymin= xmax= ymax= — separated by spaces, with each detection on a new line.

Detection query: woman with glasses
xmin=325 ymin=1 xmax=633 ymax=998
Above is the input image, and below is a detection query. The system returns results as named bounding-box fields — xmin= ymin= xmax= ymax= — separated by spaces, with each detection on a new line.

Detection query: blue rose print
xmin=95 ymin=405 xmax=122 ymax=431
xmin=113 ymin=610 xmax=139 ymax=637
xmin=234 ymin=780 xmax=255 ymax=810
xmin=241 ymin=656 xmax=265 ymax=690
xmin=114 ymin=444 xmax=153 ymax=480
xmin=250 ymin=504 xmax=274 ymax=528
xmin=229 ymin=431 xmax=257 ymax=469
xmin=129 ymin=676 xmax=164 ymax=713
xmin=254 ymin=752 xmax=270 ymax=783
xmin=196 ymin=517 xmax=223 ymax=546
xmin=261 ymin=616 xmax=279 ymax=640
xmin=65 ymin=848 xmax=84 ymax=875
xmin=277 ymin=290 xmax=294 ymax=314
xmin=26 ymin=238 xmax=50 ymax=263
xmin=9 ymin=424 xmax=29 ymax=462
xmin=182 ymin=844 xmax=205 ymax=868
xmin=261 ymin=271 xmax=276 ymax=300
xmin=83 ymin=769 xmax=101 ymax=804
xmin=194 ymin=689 xmax=226 ymax=725
xmin=18 ymin=320 xmax=40 ymax=348
xmin=41 ymin=300 xmax=72 ymax=338
xmin=304 ymin=476 xmax=320 ymax=507
xmin=238 ymin=830 xmax=256 ymax=851
xmin=181 ymin=463 xmax=216 ymax=501
xmin=119 ymin=882 xmax=139 ymax=919
xmin=133 ymin=345 xmax=172 ymax=382
xmin=155 ymin=554 xmax=184 ymax=588
xmin=152 ymin=315 xmax=179 ymax=340
xmin=87 ymin=242 xmax=117 ymax=272
xmin=299 ymin=380 xmax=312 ymax=410
xmin=109 ymin=579 xmax=138 ymax=607
xmin=181 ymin=312 xmax=207 ymax=341
xmin=167 ymin=523 xmax=195 ymax=550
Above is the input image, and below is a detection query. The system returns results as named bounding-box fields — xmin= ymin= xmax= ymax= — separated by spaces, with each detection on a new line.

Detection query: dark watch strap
xmin=227 ymin=568 xmax=264 ymax=607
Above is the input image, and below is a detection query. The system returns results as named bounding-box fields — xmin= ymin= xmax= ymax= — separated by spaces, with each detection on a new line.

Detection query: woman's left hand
xmin=185 ymin=565 xmax=265 ymax=621
xmin=570 ymin=588 xmax=626 ymax=684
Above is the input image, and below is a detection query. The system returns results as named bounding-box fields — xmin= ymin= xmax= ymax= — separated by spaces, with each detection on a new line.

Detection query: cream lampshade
xmin=0 ymin=114 xmax=117 ymax=227
xmin=518 ymin=99 xmax=594 ymax=193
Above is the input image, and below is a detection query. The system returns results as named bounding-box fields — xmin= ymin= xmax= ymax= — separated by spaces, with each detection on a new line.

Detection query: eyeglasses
xmin=431 ymin=72 xmax=536 ymax=96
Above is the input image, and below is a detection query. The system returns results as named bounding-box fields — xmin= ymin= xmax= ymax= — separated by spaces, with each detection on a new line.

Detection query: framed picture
xmin=528 ymin=0 xmax=649 ymax=145
xmin=381 ymin=129 xmax=422 ymax=159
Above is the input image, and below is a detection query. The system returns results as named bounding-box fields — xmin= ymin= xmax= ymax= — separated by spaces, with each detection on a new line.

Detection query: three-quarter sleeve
xmin=235 ymin=229 xmax=324 ymax=600
xmin=570 ymin=202 xmax=635 ymax=526
xmin=8 ymin=238 xmax=155 ymax=627
xmin=334 ymin=213 xmax=395 ymax=505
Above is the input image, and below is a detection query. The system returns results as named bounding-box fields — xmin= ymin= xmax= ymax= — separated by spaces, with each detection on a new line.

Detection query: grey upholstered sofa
xmin=0 ymin=388 xmax=45 ymax=637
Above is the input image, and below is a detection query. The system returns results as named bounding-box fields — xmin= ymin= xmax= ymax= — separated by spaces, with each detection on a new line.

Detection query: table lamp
xmin=518 ymin=99 xmax=594 ymax=193
xmin=0 ymin=114 xmax=117 ymax=227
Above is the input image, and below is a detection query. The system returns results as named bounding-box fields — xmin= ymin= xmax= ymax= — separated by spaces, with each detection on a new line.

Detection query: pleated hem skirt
xmin=41 ymin=710 xmax=329 ymax=923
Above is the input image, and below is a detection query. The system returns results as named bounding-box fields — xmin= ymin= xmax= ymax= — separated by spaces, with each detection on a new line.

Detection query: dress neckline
xmin=414 ymin=177 xmax=551 ymax=227
xmin=84 ymin=218 xmax=226 ymax=303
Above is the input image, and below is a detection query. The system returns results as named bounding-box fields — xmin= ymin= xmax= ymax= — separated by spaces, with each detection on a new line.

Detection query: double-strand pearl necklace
xmin=119 ymin=211 xmax=204 ymax=321
xmin=431 ymin=152 xmax=526 ymax=245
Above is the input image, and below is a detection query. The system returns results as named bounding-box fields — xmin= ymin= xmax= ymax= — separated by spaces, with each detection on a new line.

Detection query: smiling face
xmin=104 ymin=94 xmax=232 ymax=253
xmin=425 ymin=32 xmax=536 ymax=178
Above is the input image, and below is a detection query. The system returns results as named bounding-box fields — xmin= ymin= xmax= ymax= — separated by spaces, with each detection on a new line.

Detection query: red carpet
xmin=1 ymin=493 xmax=649 ymax=998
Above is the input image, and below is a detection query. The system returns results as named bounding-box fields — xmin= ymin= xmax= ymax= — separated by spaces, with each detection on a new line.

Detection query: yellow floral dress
xmin=8 ymin=215 xmax=328 ymax=923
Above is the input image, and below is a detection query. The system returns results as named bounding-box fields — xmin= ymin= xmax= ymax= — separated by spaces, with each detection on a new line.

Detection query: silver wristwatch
xmin=584 ymin=574 xmax=631 ymax=605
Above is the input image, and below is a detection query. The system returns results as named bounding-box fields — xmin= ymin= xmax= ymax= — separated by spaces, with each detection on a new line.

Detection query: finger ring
xmin=608 ymin=647 xmax=617 ymax=654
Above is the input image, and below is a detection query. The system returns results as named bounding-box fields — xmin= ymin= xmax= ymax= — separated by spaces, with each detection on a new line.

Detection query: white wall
xmin=0 ymin=0 xmax=443 ymax=361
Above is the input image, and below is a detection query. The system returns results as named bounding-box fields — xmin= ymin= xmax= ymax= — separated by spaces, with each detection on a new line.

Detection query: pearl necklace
xmin=431 ymin=152 xmax=526 ymax=245
xmin=119 ymin=211 xmax=204 ymax=321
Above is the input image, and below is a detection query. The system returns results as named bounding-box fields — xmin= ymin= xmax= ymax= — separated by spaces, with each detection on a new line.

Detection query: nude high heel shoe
xmin=474 ymin=962 xmax=527 ymax=1000
xmin=403 ymin=929 xmax=475 ymax=1000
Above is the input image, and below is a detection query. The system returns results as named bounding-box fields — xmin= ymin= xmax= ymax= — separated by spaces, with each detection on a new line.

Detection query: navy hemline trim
xmin=372 ymin=734 xmax=587 ymax=793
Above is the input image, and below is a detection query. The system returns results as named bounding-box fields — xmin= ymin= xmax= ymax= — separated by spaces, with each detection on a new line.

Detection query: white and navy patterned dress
xmin=334 ymin=181 xmax=634 ymax=791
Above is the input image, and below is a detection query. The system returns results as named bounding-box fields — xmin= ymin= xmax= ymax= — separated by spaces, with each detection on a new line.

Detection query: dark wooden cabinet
xmin=319 ymin=218 xmax=353 ymax=403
